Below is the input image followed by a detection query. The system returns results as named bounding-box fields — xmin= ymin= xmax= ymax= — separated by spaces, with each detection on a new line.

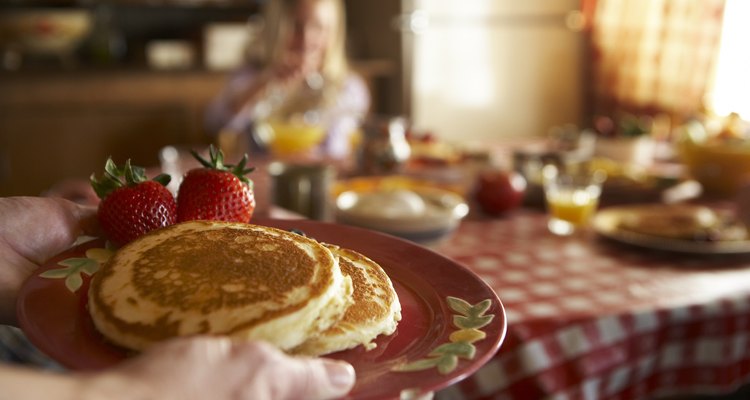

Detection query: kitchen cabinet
xmin=1 ymin=1 xmax=257 ymax=9
xmin=0 ymin=70 xmax=223 ymax=197
xmin=0 ymin=59 xmax=395 ymax=197
xmin=0 ymin=0 xmax=402 ymax=197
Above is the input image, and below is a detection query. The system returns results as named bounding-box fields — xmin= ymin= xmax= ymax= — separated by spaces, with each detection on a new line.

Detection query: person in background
xmin=0 ymin=196 xmax=355 ymax=400
xmin=205 ymin=0 xmax=370 ymax=161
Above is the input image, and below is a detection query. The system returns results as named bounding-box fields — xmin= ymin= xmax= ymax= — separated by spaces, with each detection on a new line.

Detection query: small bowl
xmin=678 ymin=121 xmax=750 ymax=198
xmin=335 ymin=186 xmax=469 ymax=244
xmin=0 ymin=9 xmax=92 ymax=57
xmin=680 ymin=140 xmax=750 ymax=197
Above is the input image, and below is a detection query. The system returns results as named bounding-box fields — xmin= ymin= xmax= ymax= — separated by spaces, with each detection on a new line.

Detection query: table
xmin=432 ymin=209 xmax=750 ymax=400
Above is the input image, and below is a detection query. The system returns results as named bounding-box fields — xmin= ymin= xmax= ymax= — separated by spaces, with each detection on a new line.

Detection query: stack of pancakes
xmin=88 ymin=220 xmax=401 ymax=356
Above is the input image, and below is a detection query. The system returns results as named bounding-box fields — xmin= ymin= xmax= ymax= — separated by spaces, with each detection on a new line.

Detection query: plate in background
xmin=593 ymin=206 xmax=750 ymax=254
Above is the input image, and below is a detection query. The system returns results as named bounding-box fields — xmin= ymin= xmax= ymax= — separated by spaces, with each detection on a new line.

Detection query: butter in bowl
xmin=334 ymin=178 xmax=468 ymax=245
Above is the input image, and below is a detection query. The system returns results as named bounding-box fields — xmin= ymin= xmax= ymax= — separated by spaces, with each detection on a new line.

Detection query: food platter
xmin=17 ymin=218 xmax=506 ymax=400
xmin=593 ymin=206 xmax=750 ymax=254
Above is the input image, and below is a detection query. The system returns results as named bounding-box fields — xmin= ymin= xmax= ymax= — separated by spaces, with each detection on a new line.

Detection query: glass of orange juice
xmin=542 ymin=164 xmax=606 ymax=236
xmin=262 ymin=118 xmax=325 ymax=156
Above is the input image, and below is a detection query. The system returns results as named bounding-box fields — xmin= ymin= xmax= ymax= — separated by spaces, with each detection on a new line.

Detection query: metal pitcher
xmin=268 ymin=162 xmax=335 ymax=221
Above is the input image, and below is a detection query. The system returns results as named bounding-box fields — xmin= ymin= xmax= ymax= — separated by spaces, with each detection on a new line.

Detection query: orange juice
xmin=267 ymin=120 xmax=325 ymax=155
xmin=546 ymin=189 xmax=599 ymax=226
xmin=541 ymin=163 xmax=606 ymax=235
xmin=544 ymin=186 xmax=600 ymax=236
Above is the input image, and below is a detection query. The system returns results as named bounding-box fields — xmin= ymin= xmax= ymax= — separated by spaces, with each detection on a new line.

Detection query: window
xmin=706 ymin=0 xmax=750 ymax=119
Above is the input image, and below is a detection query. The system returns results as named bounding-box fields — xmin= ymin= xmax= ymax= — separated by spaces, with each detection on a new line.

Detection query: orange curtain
xmin=583 ymin=0 xmax=726 ymax=122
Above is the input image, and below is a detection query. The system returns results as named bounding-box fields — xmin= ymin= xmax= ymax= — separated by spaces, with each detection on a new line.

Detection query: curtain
xmin=583 ymin=0 xmax=726 ymax=123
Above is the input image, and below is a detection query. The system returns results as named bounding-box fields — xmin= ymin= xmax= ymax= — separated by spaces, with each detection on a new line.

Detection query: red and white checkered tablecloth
xmin=433 ymin=210 xmax=750 ymax=400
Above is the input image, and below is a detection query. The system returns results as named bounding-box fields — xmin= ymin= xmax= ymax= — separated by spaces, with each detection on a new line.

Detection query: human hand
xmin=229 ymin=59 xmax=313 ymax=117
xmin=267 ymin=50 xmax=321 ymax=93
xmin=0 ymin=197 xmax=98 ymax=325
xmin=43 ymin=178 xmax=100 ymax=206
xmin=81 ymin=336 xmax=355 ymax=400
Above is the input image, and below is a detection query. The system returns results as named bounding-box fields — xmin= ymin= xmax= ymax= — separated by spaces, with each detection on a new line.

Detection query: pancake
xmin=618 ymin=204 xmax=718 ymax=239
xmin=617 ymin=204 xmax=747 ymax=241
xmin=88 ymin=220 xmax=353 ymax=352
xmin=294 ymin=244 xmax=401 ymax=356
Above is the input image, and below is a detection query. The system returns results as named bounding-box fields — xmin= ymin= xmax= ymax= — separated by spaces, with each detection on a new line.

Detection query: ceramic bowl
xmin=335 ymin=184 xmax=469 ymax=244
xmin=0 ymin=9 xmax=92 ymax=57
xmin=678 ymin=121 xmax=750 ymax=197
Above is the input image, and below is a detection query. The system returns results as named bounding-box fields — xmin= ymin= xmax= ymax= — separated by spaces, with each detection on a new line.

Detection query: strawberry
xmin=91 ymin=158 xmax=176 ymax=246
xmin=176 ymin=145 xmax=256 ymax=223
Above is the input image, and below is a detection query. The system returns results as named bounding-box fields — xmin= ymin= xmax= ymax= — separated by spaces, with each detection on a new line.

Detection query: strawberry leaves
xmin=177 ymin=145 xmax=256 ymax=223
xmin=91 ymin=157 xmax=177 ymax=246
xmin=90 ymin=148 xmax=256 ymax=244
xmin=91 ymin=158 xmax=171 ymax=198
xmin=190 ymin=145 xmax=255 ymax=185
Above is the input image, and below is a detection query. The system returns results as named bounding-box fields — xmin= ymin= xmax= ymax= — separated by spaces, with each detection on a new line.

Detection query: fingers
xmin=43 ymin=178 xmax=100 ymax=206
xmin=116 ymin=336 xmax=355 ymax=400
xmin=303 ymin=358 xmax=356 ymax=400
xmin=70 ymin=202 xmax=100 ymax=237
xmin=0 ymin=197 xmax=95 ymax=264
xmin=270 ymin=53 xmax=308 ymax=87
xmin=232 ymin=341 xmax=355 ymax=400
xmin=51 ymin=197 xmax=100 ymax=243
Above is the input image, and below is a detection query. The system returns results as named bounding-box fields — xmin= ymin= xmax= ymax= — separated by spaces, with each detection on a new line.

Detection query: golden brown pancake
xmin=294 ymin=244 xmax=401 ymax=356
xmin=88 ymin=220 xmax=352 ymax=352
xmin=617 ymin=204 xmax=747 ymax=241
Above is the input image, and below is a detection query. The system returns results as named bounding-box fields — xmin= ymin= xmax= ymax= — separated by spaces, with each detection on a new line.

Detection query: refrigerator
xmin=399 ymin=0 xmax=585 ymax=143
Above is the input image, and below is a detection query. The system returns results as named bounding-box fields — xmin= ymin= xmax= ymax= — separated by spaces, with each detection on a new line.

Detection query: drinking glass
xmin=263 ymin=119 xmax=325 ymax=156
xmin=542 ymin=164 xmax=606 ymax=236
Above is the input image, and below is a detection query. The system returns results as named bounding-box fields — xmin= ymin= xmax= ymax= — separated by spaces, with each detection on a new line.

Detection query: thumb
xmin=72 ymin=203 xmax=100 ymax=237
xmin=277 ymin=357 xmax=355 ymax=400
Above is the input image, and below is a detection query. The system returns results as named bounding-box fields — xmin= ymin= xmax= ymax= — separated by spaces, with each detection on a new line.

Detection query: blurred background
xmin=0 ymin=0 xmax=747 ymax=198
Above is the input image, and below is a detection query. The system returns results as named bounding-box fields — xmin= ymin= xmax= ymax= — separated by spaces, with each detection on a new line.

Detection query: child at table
xmin=205 ymin=0 xmax=370 ymax=161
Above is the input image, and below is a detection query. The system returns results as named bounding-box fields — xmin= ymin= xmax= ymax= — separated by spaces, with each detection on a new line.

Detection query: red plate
xmin=17 ymin=218 xmax=506 ymax=400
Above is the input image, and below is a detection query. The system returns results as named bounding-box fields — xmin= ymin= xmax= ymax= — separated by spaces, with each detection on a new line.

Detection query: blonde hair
xmin=256 ymin=0 xmax=350 ymax=87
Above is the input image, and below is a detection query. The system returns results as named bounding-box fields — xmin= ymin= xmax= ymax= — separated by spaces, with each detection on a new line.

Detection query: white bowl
xmin=335 ymin=187 xmax=469 ymax=244
xmin=0 ymin=9 xmax=92 ymax=57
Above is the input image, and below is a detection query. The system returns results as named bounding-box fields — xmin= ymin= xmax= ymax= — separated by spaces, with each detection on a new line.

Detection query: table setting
xmin=218 ymin=110 xmax=750 ymax=399
xmin=412 ymin=115 xmax=750 ymax=399
xmin=286 ymin=113 xmax=750 ymax=399
xmin=433 ymin=209 xmax=750 ymax=399
xmin=7 ymin=110 xmax=750 ymax=400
